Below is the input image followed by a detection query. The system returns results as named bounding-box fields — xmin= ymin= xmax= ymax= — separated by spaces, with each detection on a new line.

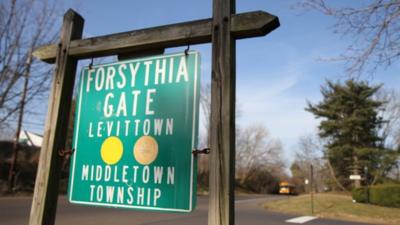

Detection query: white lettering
xmin=137 ymin=187 xmax=144 ymax=205
xmin=89 ymin=185 xmax=96 ymax=201
xmin=97 ymin=122 xmax=103 ymax=137
xmin=104 ymin=165 xmax=111 ymax=181
xmin=154 ymin=119 xmax=163 ymax=136
xmin=88 ymin=122 xmax=94 ymax=137
xmin=154 ymin=188 xmax=161 ymax=206
xmin=167 ymin=167 xmax=175 ymax=185
xmin=86 ymin=69 xmax=95 ymax=92
xmin=131 ymin=90 xmax=141 ymax=116
xmin=176 ymin=56 xmax=188 ymax=83
xmin=122 ymin=165 xmax=128 ymax=183
xmin=117 ymin=64 xmax=127 ymax=88
xmin=81 ymin=165 xmax=89 ymax=180
xmin=144 ymin=61 xmax=153 ymax=86
xmin=155 ymin=59 xmax=166 ymax=84
xmin=142 ymin=166 xmax=150 ymax=183
xmin=117 ymin=186 xmax=124 ymax=204
xmin=127 ymin=187 xmax=134 ymax=204
xmin=166 ymin=118 xmax=174 ymax=135
xmin=143 ymin=119 xmax=150 ymax=135
xmin=96 ymin=165 xmax=102 ymax=181
xmin=103 ymin=93 xmax=114 ymax=118
xmin=168 ymin=58 xmax=174 ymax=83
xmin=106 ymin=186 xmax=114 ymax=202
xmin=154 ymin=166 xmax=163 ymax=184
xmin=132 ymin=166 xmax=139 ymax=183
xmin=105 ymin=67 xmax=116 ymax=90
xmin=145 ymin=89 xmax=156 ymax=115
xmin=95 ymin=67 xmax=105 ymax=91
xmin=116 ymin=92 xmax=127 ymax=117
xmin=129 ymin=63 xmax=140 ymax=87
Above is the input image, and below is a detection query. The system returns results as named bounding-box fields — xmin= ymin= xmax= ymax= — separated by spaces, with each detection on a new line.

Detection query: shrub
xmin=369 ymin=184 xmax=400 ymax=208
xmin=352 ymin=187 xmax=368 ymax=203
xmin=352 ymin=184 xmax=400 ymax=208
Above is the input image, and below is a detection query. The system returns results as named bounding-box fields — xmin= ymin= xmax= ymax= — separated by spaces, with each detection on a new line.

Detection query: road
xmin=0 ymin=195 xmax=370 ymax=225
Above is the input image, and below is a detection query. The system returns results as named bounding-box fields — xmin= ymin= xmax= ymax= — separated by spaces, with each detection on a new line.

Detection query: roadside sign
xmin=68 ymin=52 xmax=200 ymax=212
xmin=349 ymin=175 xmax=361 ymax=180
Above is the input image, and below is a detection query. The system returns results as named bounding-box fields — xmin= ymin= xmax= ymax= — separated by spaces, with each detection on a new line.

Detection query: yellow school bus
xmin=279 ymin=181 xmax=296 ymax=195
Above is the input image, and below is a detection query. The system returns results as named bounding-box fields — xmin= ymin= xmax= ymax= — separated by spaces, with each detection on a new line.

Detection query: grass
xmin=263 ymin=193 xmax=400 ymax=225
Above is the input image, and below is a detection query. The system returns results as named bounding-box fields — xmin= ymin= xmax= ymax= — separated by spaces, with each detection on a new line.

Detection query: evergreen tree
xmin=306 ymin=80 xmax=392 ymax=188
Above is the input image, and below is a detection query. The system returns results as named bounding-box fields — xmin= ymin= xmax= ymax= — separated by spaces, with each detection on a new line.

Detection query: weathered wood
xmin=33 ymin=11 xmax=279 ymax=63
xmin=208 ymin=0 xmax=236 ymax=225
xmin=117 ymin=49 xmax=165 ymax=61
xmin=29 ymin=9 xmax=83 ymax=225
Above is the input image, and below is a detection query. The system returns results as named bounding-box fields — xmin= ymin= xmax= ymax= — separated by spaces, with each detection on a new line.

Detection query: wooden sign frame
xmin=29 ymin=1 xmax=279 ymax=225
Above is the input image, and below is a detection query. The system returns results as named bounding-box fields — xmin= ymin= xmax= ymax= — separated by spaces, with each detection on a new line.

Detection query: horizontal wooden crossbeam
xmin=33 ymin=11 xmax=279 ymax=63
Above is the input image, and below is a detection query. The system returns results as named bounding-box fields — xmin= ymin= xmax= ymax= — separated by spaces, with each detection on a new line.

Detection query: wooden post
xmin=29 ymin=9 xmax=83 ymax=225
xmin=30 ymin=5 xmax=279 ymax=225
xmin=208 ymin=0 xmax=236 ymax=225
xmin=33 ymin=11 xmax=279 ymax=63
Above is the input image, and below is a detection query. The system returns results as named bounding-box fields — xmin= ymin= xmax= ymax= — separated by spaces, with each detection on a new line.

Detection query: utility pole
xmin=353 ymin=160 xmax=361 ymax=188
xmin=364 ymin=166 xmax=369 ymax=204
xmin=310 ymin=164 xmax=314 ymax=216
xmin=8 ymin=50 xmax=33 ymax=192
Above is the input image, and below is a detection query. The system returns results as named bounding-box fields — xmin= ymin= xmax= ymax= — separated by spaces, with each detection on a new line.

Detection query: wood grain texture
xmin=29 ymin=9 xmax=84 ymax=225
xmin=33 ymin=11 xmax=279 ymax=63
xmin=208 ymin=0 xmax=236 ymax=225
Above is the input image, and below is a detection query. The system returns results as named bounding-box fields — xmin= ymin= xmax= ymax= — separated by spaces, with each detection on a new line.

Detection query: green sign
xmin=68 ymin=52 xmax=200 ymax=212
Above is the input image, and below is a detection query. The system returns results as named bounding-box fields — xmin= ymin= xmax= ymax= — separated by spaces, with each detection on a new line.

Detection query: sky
xmin=25 ymin=0 xmax=400 ymax=163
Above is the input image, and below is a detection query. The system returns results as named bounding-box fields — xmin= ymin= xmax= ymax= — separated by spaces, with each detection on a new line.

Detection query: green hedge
xmin=369 ymin=184 xmax=400 ymax=208
xmin=352 ymin=184 xmax=400 ymax=208
xmin=352 ymin=187 xmax=368 ymax=203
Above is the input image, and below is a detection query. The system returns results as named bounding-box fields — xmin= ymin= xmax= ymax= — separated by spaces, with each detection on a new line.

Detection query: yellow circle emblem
xmin=133 ymin=136 xmax=159 ymax=165
xmin=100 ymin=136 xmax=123 ymax=165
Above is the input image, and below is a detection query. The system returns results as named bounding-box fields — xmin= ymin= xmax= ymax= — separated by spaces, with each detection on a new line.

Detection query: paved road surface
xmin=1 ymin=195 xmax=370 ymax=225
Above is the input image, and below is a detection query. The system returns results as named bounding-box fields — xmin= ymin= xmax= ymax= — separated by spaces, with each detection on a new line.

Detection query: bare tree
xmin=199 ymin=84 xmax=211 ymax=146
xmin=376 ymin=89 xmax=400 ymax=148
xmin=0 ymin=0 xmax=59 ymax=133
xmin=198 ymin=83 xmax=286 ymax=192
xmin=374 ymin=89 xmax=400 ymax=183
xmin=296 ymin=134 xmax=322 ymax=164
xmin=299 ymin=0 xmax=400 ymax=76
xmin=198 ymin=83 xmax=245 ymax=186
xmin=292 ymin=134 xmax=347 ymax=192
xmin=0 ymin=0 xmax=60 ymax=191
xmin=197 ymin=84 xmax=211 ymax=187
xmin=236 ymin=124 xmax=285 ymax=185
